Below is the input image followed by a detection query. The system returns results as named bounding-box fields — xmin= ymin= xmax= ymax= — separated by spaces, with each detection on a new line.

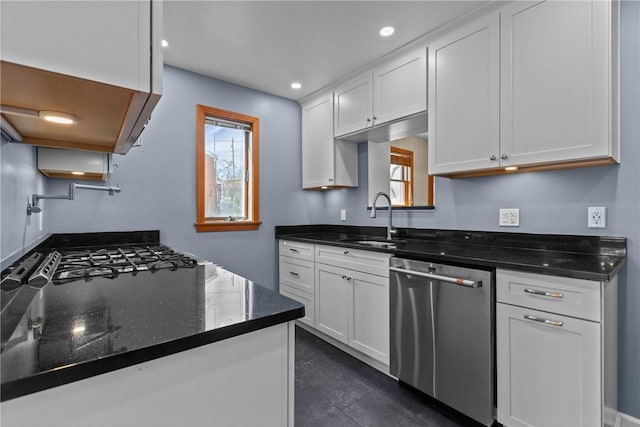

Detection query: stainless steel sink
xmin=352 ymin=240 xmax=397 ymax=248
xmin=340 ymin=238 xmax=405 ymax=248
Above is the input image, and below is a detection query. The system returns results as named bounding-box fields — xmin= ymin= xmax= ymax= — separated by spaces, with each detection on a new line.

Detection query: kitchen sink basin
xmin=340 ymin=238 xmax=405 ymax=248
xmin=352 ymin=240 xmax=397 ymax=248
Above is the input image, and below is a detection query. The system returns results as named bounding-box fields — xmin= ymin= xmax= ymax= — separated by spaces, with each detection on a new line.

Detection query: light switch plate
xmin=340 ymin=209 xmax=347 ymax=222
xmin=499 ymin=208 xmax=520 ymax=227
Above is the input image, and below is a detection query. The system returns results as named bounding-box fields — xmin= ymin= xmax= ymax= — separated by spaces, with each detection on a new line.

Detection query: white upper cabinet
xmin=301 ymin=92 xmax=357 ymax=189
xmin=0 ymin=0 xmax=162 ymax=154
xmin=334 ymin=73 xmax=374 ymax=137
xmin=428 ymin=0 xmax=618 ymax=176
xmin=373 ymin=47 xmax=428 ymax=128
xmin=428 ymin=14 xmax=500 ymax=175
xmin=334 ymin=46 xmax=427 ymax=138
xmin=500 ymin=0 xmax=617 ymax=167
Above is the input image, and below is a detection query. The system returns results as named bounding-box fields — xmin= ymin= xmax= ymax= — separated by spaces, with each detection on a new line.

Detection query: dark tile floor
xmin=295 ymin=326 xmax=481 ymax=427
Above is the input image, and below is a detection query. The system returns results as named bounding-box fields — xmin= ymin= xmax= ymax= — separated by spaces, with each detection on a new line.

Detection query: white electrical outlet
xmin=588 ymin=207 xmax=606 ymax=228
xmin=340 ymin=209 xmax=347 ymax=222
xmin=499 ymin=208 xmax=520 ymax=227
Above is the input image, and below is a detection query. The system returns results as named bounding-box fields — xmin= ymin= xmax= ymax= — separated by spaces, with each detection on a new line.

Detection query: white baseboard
xmin=617 ymin=412 xmax=640 ymax=427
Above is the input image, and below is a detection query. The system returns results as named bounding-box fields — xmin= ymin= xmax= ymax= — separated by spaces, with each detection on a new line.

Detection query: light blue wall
xmin=0 ymin=138 xmax=47 ymax=267
xmin=45 ymin=65 xmax=324 ymax=287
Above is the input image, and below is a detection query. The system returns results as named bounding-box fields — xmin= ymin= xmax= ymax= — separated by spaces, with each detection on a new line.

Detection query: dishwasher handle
xmin=390 ymin=266 xmax=482 ymax=288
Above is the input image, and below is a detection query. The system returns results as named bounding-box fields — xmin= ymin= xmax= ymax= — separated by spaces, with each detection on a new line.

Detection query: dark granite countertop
xmin=275 ymin=225 xmax=627 ymax=282
xmin=1 ymin=231 xmax=304 ymax=402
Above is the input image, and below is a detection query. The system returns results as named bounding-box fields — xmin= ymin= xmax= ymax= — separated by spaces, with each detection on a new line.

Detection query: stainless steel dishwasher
xmin=390 ymin=257 xmax=494 ymax=426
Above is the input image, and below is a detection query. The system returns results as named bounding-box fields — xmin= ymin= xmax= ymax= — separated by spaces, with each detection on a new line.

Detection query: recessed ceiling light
xmin=39 ymin=111 xmax=77 ymax=125
xmin=161 ymin=39 xmax=169 ymax=48
xmin=379 ymin=26 xmax=395 ymax=37
xmin=291 ymin=82 xmax=302 ymax=90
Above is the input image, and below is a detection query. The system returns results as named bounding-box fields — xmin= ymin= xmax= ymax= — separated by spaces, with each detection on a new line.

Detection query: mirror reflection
xmin=368 ymin=136 xmax=434 ymax=208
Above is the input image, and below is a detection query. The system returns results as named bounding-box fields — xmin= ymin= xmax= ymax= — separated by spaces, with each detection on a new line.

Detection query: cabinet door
xmin=373 ymin=46 xmax=427 ymax=126
xmin=350 ymin=271 xmax=389 ymax=364
xmin=497 ymin=303 xmax=601 ymax=427
xmin=301 ymin=92 xmax=336 ymax=188
xmin=428 ymin=14 xmax=500 ymax=175
xmin=315 ymin=264 xmax=351 ymax=344
xmin=334 ymin=73 xmax=373 ymax=137
xmin=1 ymin=1 xmax=149 ymax=91
xmin=500 ymin=0 xmax=616 ymax=166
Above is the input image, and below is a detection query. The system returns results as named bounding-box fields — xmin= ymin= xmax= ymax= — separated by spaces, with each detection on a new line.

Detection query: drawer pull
xmin=343 ymin=250 xmax=349 ymax=255
xmin=341 ymin=275 xmax=352 ymax=281
xmin=524 ymin=288 xmax=563 ymax=299
xmin=288 ymin=248 xmax=300 ymax=253
xmin=289 ymin=272 xmax=300 ymax=278
xmin=524 ymin=314 xmax=563 ymax=327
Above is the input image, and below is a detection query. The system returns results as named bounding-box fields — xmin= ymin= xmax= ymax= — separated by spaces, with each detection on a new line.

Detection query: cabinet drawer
xmin=315 ymin=244 xmax=390 ymax=277
xmin=497 ymin=269 xmax=601 ymax=322
xmin=279 ymin=257 xmax=314 ymax=294
xmin=280 ymin=285 xmax=315 ymax=328
xmin=279 ymin=240 xmax=314 ymax=262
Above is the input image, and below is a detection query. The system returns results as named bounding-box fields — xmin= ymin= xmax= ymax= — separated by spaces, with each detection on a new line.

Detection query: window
xmin=390 ymin=146 xmax=413 ymax=207
xmin=195 ymin=105 xmax=260 ymax=232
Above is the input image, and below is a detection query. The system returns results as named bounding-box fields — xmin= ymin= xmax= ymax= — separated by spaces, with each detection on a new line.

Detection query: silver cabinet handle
xmin=501 ymin=153 xmax=508 ymax=160
xmin=524 ymin=288 xmax=563 ymax=299
xmin=490 ymin=155 xmax=497 ymax=161
xmin=288 ymin=248 xmax=299 ymax=253
xmin=289 ymin=272 xmax=299 ymax=278
xmin=389 ymin=266 xmax=481 ymax=288
xmin=372 ymin=115 xmax=377 ymax=121
xmin=524 ymin=314 xmax=563 ymax=327
xmin=341 ymin=275 xmax=351 ymax=281
xmin=366 ymin=117 xmax=372 ymax=122
xmin=343 ymin=250 xmax=349 ymax=255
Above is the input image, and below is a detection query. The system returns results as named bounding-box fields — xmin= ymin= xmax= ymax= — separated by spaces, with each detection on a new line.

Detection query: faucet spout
xmin=371 ymin=192 xmax=395 ymax=240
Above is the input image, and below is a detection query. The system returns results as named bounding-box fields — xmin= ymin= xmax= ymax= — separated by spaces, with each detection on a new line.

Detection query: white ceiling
xmin=163 ymin=1 xmax=491 ymax=101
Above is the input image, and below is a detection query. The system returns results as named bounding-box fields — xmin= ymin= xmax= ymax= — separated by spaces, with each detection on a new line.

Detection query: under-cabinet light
xmin=320 ymin=186 xmax=328 ymax=190
xmin=505 ymin=166 xmax=518 ymax=171
xmin=39 ymin=111 xmax=77 ymax=125
xmin=71 ymin=171 xmax=86 ymax=176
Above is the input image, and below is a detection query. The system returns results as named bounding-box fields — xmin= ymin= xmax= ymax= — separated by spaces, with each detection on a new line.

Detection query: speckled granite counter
xmin=276 ymin=225 xmax=626 ymax=282
xmin=1 ymin=231 xmax=303 ymax=402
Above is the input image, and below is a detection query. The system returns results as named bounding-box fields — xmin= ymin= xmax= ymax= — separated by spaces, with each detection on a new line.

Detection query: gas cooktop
xmin=1 ymin=244 xmax=198 ymax=291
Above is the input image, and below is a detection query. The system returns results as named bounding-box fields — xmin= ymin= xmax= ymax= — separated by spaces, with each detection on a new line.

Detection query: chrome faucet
xmin=370 ymin=192 xmax=396 ymax=240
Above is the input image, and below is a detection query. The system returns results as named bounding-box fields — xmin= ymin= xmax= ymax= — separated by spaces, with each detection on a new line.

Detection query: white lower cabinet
xmin=497 ymin=304 xmax=600 ymax=427
xmin=279 ymin=240 xmax=391 ymax=366
xmin=350 ymin=270 xmax=389 ymax=363
xmin=496 ymin=269 xmax=617 ymax=427
xmin=278 ymin=240 xmax=316 ymax=327
xmin=315 ymin=262 xmax=390 ymax=364
xmin=315 ymin=263 xmax=351 ymax=344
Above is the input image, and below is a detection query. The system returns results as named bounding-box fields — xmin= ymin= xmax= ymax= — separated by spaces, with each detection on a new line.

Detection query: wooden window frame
xmin=195 ymin=104 xmax=261 ymax=232
xmin=390 ymin=146 xmax=414 ymax=207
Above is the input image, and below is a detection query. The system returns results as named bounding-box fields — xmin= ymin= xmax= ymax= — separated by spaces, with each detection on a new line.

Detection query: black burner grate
xmin=52 ymin=245 xmax=197 ymax=284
